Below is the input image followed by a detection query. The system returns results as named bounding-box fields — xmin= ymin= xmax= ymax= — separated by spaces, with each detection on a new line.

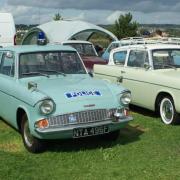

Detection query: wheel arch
xmin=155 ymin=91 xmax=174 ymax=113
xmin=16 ymin=107 xmax=28 ymax=132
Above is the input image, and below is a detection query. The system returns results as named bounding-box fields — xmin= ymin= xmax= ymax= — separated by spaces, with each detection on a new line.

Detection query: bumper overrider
xmin=34 ymin=108 xmax=133 ymax=139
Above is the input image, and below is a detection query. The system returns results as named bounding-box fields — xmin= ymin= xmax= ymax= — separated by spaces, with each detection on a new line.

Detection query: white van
xmin=0 ymin=13 xmax=16 ymax=47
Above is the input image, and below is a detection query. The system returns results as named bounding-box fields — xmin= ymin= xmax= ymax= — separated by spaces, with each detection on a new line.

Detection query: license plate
xmin=73 ymin=125 xmax=109 ymax=138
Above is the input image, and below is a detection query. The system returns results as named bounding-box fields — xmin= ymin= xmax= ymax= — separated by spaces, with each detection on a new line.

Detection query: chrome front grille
xmin=48 ymin=109 xmax=116 ymax=127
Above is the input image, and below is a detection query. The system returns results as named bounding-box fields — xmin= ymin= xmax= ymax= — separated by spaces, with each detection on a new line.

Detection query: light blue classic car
xmin=0 ymin=44 xmax=132 ymax=153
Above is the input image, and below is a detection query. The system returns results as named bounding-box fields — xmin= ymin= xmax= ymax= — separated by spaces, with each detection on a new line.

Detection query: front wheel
xmin=159 ymin=96 xmax=179 ymax=125
xmin=21 ymin=115 xmax=44 ymax=153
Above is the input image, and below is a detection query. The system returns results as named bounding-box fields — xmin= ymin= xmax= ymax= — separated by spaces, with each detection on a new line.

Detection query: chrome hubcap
xmin=24 ymin=121 xmax=34 ymax=147
xmin=160 ymin=98 xmax=174 ymax=124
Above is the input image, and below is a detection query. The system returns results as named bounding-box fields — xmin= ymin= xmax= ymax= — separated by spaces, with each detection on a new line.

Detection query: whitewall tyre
xmin=159 ymin=96 xmax=179 ymax=125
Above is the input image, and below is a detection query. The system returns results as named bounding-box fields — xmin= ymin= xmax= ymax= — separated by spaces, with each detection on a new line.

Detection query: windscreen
xmin=19 ymin=51 xmax=86 ymax=78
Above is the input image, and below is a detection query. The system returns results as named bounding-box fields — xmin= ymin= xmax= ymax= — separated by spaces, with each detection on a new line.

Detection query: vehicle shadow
xmin=46 ymin=124 xmax=144 ymax=153
xmin=130 ymin=105 xmax=158 ymax=118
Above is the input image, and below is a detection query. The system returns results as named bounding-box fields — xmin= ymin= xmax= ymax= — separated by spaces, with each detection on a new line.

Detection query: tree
xmin=111 ymin=13 xmax=139 ymax=39
xmin=53 ymin=13 xmax=63 ymax=21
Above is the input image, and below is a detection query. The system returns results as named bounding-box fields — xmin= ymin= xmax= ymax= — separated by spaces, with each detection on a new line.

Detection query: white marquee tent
xmin=22 ymin=20 xmax=118 ymax=44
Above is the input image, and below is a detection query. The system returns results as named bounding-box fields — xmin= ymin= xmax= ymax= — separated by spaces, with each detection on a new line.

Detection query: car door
xmin=116 ymin=48 xmax=155 ymax=109
xmin=0 ymin=51 xmax=17 ymax=125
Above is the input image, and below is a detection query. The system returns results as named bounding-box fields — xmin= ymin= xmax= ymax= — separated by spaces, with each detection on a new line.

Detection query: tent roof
xmin=25 ymin=20 xmax=118 ymax=43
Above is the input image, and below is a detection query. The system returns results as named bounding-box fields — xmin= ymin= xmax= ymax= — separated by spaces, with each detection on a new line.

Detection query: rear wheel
xmin=159 ymin=96 xmax=179 ymax=125
xmin=21 ymin=115 xmax=44 ymax=153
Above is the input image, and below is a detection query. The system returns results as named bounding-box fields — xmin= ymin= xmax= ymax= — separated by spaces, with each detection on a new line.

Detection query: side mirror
xmin=144 ymin=62 xmax=151 ymax=70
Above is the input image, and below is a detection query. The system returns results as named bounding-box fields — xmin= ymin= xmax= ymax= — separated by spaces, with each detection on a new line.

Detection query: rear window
xmin=152 ymin=49 xmax=180 ymax=69
xmin=64 ymin=43 xmax=96 ymax=56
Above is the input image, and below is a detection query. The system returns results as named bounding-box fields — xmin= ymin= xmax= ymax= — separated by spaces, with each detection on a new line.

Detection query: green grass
xmin=0 ymin=107 xmax=180 ymax=180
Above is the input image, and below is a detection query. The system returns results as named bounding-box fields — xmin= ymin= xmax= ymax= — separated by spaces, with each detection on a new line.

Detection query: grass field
xmin=0 ymin=107 xmax=180 ymax=180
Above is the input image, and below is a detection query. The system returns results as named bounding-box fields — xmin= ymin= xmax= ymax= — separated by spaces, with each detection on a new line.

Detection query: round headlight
xmin=120 ymin=92 xmax=131 ymax=105
xmin=39 ymin=99 xmax=55 ymax=115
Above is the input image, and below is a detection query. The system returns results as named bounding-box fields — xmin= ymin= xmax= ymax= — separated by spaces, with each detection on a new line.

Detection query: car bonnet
xmin=19 ymin=75 xmax=121 ymax=111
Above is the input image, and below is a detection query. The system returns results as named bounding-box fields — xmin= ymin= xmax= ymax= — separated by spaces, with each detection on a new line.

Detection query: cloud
xmin=6 ymin=0 xmax=180 ymax=12
xmin=1 ymin=0 xmax=180 ymax=25
xmin=106 ymin=11 xmax=125 ymax=23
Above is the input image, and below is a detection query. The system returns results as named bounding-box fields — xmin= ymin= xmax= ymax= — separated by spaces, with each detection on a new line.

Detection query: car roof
xmin=110 ymin=39 xmax=144 ymax=46
xmin=113 ymin=43 xmax=180 ymax=51
xmin=111 ymin=41 xmax=121 ymax=44
xmin=145 ymin=44 xmax=180 ymax=50
xmin=0 ymin=44 xmax=77 ymax=53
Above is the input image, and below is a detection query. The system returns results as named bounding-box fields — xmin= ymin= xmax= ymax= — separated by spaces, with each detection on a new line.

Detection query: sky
xmin=0 ymin=0 xmax=180 ymax=25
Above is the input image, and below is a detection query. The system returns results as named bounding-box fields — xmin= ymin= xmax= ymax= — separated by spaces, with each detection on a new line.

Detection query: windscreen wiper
xmin=39 ymin=69 xmax=66 ymax=76
xmin=22 ymin=72 xmax=50 ymax=78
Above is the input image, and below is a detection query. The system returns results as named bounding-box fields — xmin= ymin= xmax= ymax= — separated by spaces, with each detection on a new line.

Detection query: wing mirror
xmin=144 ymin=63 xmax=151 ymax=70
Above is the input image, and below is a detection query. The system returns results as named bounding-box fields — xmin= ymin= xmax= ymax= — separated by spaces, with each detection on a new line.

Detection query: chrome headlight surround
xmin=120 ymin=91 xmax=131 ymax=105
xmin=39 ymin=99 xmax=56 ymax=115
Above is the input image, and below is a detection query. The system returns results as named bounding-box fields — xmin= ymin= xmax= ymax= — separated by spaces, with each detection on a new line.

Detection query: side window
xmin=113 ymin=51 xmax=127 ymax=65
xmin=173 ymin=52 xmax=180 ymax=65
xmin=127 ymin=50 xmax=149 ymax=68
xmin=0 ymin=52 xmax=14 ymax=77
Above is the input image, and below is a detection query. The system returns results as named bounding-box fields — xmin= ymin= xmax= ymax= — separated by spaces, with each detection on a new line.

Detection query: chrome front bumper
xmin=35 ymin=116 xmax=133 ymax=134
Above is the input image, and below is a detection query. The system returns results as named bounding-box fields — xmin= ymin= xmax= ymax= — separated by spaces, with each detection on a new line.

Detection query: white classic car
xmin=94 ymin=43 xmax=180 ymax=125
